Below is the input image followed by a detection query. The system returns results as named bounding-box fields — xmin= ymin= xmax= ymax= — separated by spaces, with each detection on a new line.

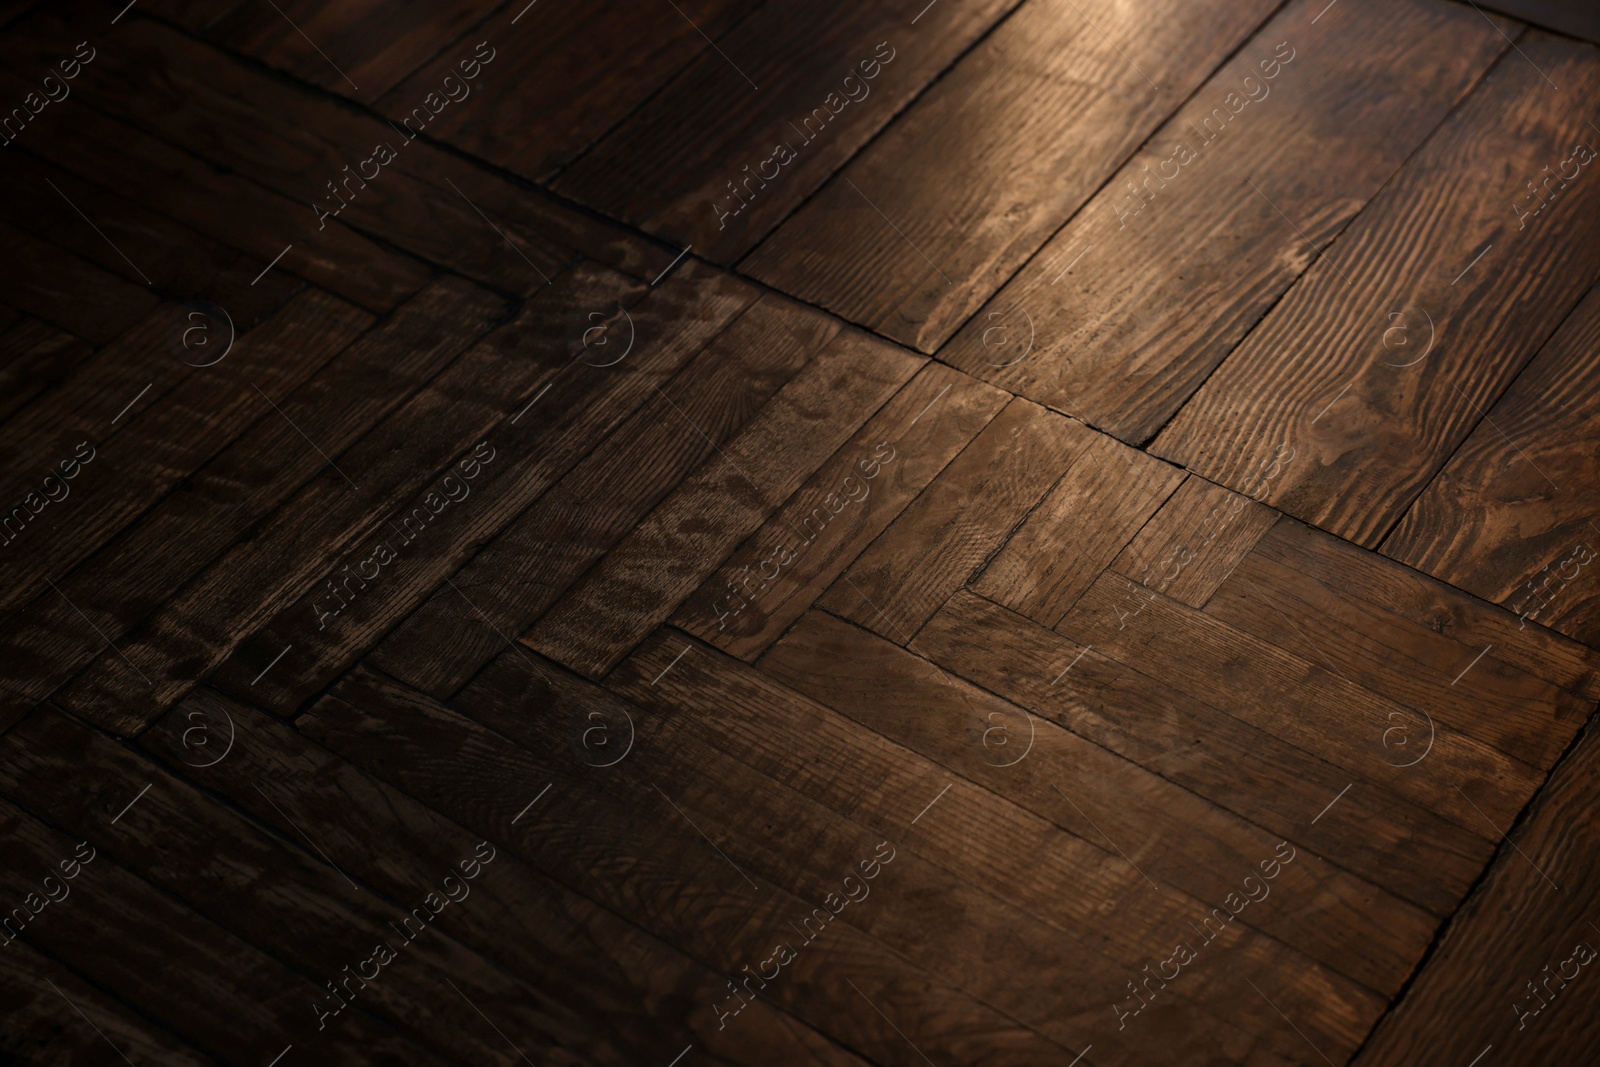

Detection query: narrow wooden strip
xmin=0 ymin=937 xmax=216 ymax=1066
xmin=0 ymin=290 xmax=371 ymax=621
xmin=1383 ymin=283 xmax=1600 ymax=648
xmin=303 ymin=666 xmax=1072 ymax=1066
xmin=673 ymin=362 xmax=1010 ymax=660
xmin=0 ymin=795 xmax=428 ymax=1064
xmin=915 ymin=589 xmax=1491 ymax=916
xmin=1208 ymin=547 xmax=1590 ymax=768
xmin=1108 ymin=476 xmax=1279 ymax=609
xmin=0 ymin=220 xmax=157 ymax=345
xmin=0 ymin=706 xmax=668 ymax=1067
xmin=972 ymin=433 xmax=1186 ymax=627
xmin=1354 ymin=718 xmax=1600 ymax=1065
xmin=370 ymin=291 xmax=836 ymax=698
xmin=525 ymin=328 xmax=923 ymax=678
xmin=815 ymin=397 xmax=1093 ymax=643
xmin=0 ymin=318 xmax=93 ymax=427
xmin=555 ymin=0 xmax=1020 ymax=260
xmin=381 ymin=0 xmax=750 ymax=181
xmin=1059 ymin=571 xmax=1544 ymax=834
xmin=1153 ymin=31 xmax=1600 ymax=545
xmin=214 ymin=263 xmax=760 ymax=710
xmin=0 ymin=149 xmax=298 ymax=328
xmin=52 ymin=263 xmax=637 ymax=734
xmin=608 ymin=631 xmax=1381 ymax=1063
xmin=939 ymin=0 xmax=1516 ymax=441
xmin=1264 ymin=518 xmax=1600 ymax=700
xmin=141 ymin=687 xmax=869 ymax=1067
xmin=761 ymin=608 xmax=1434 ymax=996
xmin=0 ymin=279 xmax=505 ymax=717
xmin=742 ymin=0 xmax=1280 ymax=351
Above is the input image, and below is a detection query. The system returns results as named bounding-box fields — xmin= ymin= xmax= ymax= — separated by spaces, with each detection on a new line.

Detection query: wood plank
xmin=1480 ymin=0 xmax=1600 ymax=44
xmin=0 ymin=289 xmax=370 ymax=624
xmin=0 ymin=795 xmax=430 ymax=1065
xmin=303 ymin=665 xmax=1075 ymax=1066
xmin=0 ymin=220 xmax=157 ymax=344
xmin=937 ymin=0 xmax=1516 ymax=441
xmin=0 ymin=937 xmax=215 ymax=1066
xmin=554 ymin=0 xmax=1020 ymax=261
xmin=525 ymin=327 xmax=924 ymax=678
xmin=208 ymin=0 xmax=490 ymax=104
xmin=213 ymin=263 xmax=761 ymax=711
xmin=1108 ymin=475 xmax=1279 ymax=608
xmin=0 ymin=318 xmax=92 ymax=427
xmin=607 ymin=631 xmax=1382 ymax=1064
xmin=1152 ymin=31 xmax=1600 ymax=546
xmin=140 ymin=687 xmax=869 ymax=1067
xmin=672 ymin=362 xmax=1010 ymax=660
xmin=972 ymin=432 xmax=1186 ymax=627
xmin=21 ymin=102 xmax=430 ymax=314
xmin=761 ymin=608 xmax=1434 ymax=996
xmin=1208 ymin=547 xmax=1591 ymax=768
xmin=914 ymin=589 xmax=1493 ymax=917
xmin=9 ymin=9 xmax=671 ymax=290
xmin=1383 ymin=282 xmax=1600 ymax=647
xmin=742 ymin=0 xmax=1280 ymax=352
xmin=1059 ymin=571 xmax=1544 ymax=834
xmin=1353 ymin=716 xmax=1600 ymax=1066
xmin=50 ymin=263 xmax=636 ymax=735
xmin=0 ymin=149 xmax=299 ymax=328
xmin=0 ymin=705 xmax=685 ymax=1067
xmin=1263 ymin=518 xmax=1600 ymax=700
xmin=368 ymin=291 xmax=838 ymax=698
xmin=0 ymin=279 xmax=505 ymax=719
xmin=381 ymin=0 xmax=749 ymax=182
xmin=815 ymin=397 xmax=1092 ymax=643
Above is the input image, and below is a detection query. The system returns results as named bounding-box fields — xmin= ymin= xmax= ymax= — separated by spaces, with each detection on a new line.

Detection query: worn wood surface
xmin=6 ymin=0 xmax=1600 ymax=1062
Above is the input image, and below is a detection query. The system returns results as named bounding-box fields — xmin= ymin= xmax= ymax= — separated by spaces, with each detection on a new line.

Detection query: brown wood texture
xmin=937 ymin=0 xmax=1516 ymax=442
xmin=1152 ymin=31 xmax=1600 ymax=546
xmin=6 ymin=0 xmax=1600 ymax=1061
xmin=1384 ymin=282 xmax=1600 ymax=647
xmin=742 ymin=0 xmax=1281 ymax=351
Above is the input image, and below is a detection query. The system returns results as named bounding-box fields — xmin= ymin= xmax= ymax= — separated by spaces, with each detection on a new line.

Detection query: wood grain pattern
xmin=673 ymin=362 xmax=1010 ymax=660
xmin=381 ymin=0 xmax=750 ymax=182
xmin=760 ymin=608 xmax=1433 ymax=996
xmin=937 ymin=0 xmax=1515 ymax=441
xmin=972 ymin=433 xmax=1186 ymax=626
xmin=0 ymin=279 xmax=504 ymax=719
xmin=0 ymin=793 xmax=430 ymax=1065
xmin=0 ymin=220 xmax=157 ymax=345
xmin=1059 ymin=571 xmax=1543 ymax=834
xmin=0 ymin=318 xmax=93 ymax=427
xmin=611 ymin=630 xmax=1379 ymax=1065
xmin=525 ymin=327 xmax=923 ymax=678
xmin=1261 ymin=519 xmax=1600 ymax=701
xmin=816 ymin=397 xmax=1092 ymax=643
xmin=53 ymin=264 xmax=634 ymax=734
xmin=306 ymin=665 xmax=1072 ymax=1066
xmin=555 ymin=0 xmax=1020 ymax=262
xmin=742 ymin=0 xmax=1280 ymax=351
xmin=369 ymin=291 xmax=836 ymax=698
xmin=0 ymin=290 xmax=370 ymax=622
xmin=142 ymin=687 xmax=867 ymax=1067
xmin=1109 ymin=476 xmax=1279 ymax=608
xmin=1153 ymin=32 xmax=1600 ymax=546
xmin=914 ymin=589 xmax=1492 ymax=917
xmin=1383 ymin=282 xmax=1600 ymax=647
xmin=1207 ymin=546 xmax=1590 ymax=768
xmin=218 ymin=263 xmax=761 ymax=710
xmin=1354 ymin=718 xmax=1600 ymax=1066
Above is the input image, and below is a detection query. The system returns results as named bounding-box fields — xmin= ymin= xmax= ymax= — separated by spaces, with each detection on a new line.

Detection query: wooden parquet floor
xmin=2 ymin=0 xmax=1599 ymax=1063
